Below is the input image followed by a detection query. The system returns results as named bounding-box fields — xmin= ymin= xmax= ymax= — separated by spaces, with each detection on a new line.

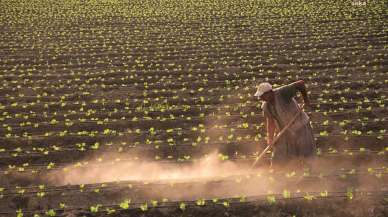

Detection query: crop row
xmin=1 ymin=103 xmax=385 ymax=138
xmin=0 ymin=56 xmax=384 ymax=83
xmin=1 ymin=11 xmax=385 ymax=36
xmin=1 ymin=73 xmax=385 ymax=101
xmin=1 ymin=116 xmax=386 ymax=149
xmin=1 ymin=50 xmax=385 ymax=79
xmin=1 ymin=119 xmax=385 ymax=147
xmin=1 ymin=0 xmax=385 ymax=25
xmin=2 ymin=108 xmax=386 ymax=134
xmin=0 ymin=135 xmax=386 ymax=170
xmin=1 ymin=33 xmax=385 ymax=65
xmin=1 ymin=117 xmax=386 ymax=153
xmin=1 ymin=147 xmax=386 ymax=174
xmin=1 ymin=81 xmax=385 ymax=116
xmin=1 ymin=46 xmax=384 ymax=79
xmin=2 ymin=165 xmax=387 ymax=192
xmin=1 ymin=67 xmax=385 ymax=96
xmin=1 ymin=51 xmax=384 ymax=84
xmin=1 ymin=93 xmax=385 ymax=130
xmin=2 ymin=189 xmax=388 ymax=216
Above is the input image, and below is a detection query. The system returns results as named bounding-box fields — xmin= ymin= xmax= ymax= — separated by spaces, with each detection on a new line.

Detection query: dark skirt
xmin=271 ymin=122 xmax=316 ymax=165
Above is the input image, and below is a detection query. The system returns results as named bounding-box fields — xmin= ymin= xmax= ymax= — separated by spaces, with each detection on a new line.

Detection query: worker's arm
xmin=266 ymin=117 xmax=276 ymax=145
xmin=293 ymin=80 xmax=311 ymax=107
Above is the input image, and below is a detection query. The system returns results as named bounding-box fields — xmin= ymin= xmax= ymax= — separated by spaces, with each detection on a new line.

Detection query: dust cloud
xmin=45 ymin=150 xmax=275 ymax=200
xmin=42 ymin=144 xmax=387 ymax=204
xmin=46 ymin=151 xmax=253 ymax=185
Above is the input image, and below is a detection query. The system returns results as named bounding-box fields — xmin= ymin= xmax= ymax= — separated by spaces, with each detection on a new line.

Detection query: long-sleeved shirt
xmin=261 ymin=82 xmax=310 ymax=134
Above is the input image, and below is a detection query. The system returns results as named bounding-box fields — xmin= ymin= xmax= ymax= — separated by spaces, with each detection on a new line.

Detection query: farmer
xmin=255 ymin=80 xmax=316 ymax=168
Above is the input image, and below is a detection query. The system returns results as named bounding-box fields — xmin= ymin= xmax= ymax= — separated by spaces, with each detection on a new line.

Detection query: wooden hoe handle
xmin=250 ymin=104 xmax=305 ymax=169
